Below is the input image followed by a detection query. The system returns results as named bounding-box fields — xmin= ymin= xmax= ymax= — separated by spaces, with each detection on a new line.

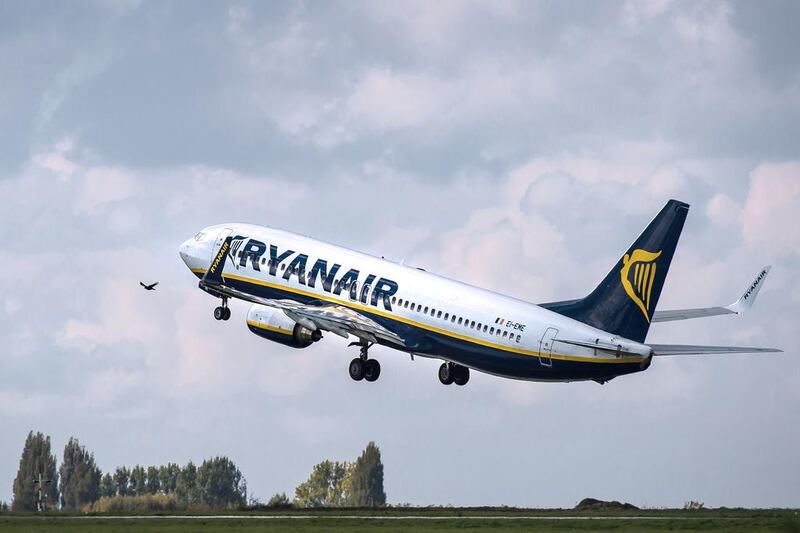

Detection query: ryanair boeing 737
xmin=179 ymin=200 xmax=780 ymax=386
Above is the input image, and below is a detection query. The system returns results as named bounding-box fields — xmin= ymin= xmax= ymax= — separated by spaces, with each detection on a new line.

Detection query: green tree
xmin=158 ymin=463 xmax=180 ymax=495
xmin=267 ymin=492 xmax=291 ymax=508
xmin=113 ymin=466 xmax=130 ymax=497
xmin=12 ymin=431 xmax=59 ymax=511
xmin=195 ymin=456 xmax=246 ymax=508
xmin=59 ymin=438 xmax=102 ymax=509
xmin=176 ymin=461 xmax=197 ymax=505
xmin=346 ymin=442 xmax=386 ymax=507
xmin=145 ymin=466 xmax=160 ymax=494
xmin=100 ymin=473 xmax=116 ymax=498
xmin=130 ymin=465 xmax=146 ymax=496
xmin=294 ymin=460 xmax=349 ymax=507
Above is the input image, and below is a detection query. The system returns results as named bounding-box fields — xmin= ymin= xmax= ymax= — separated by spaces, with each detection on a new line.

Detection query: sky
xmin=1 ymin=0 xmax=799 ymax=508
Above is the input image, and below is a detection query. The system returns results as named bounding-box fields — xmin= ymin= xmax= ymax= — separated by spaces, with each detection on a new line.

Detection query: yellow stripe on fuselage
xmin=192 ymin=268 xmax=644 ymax=365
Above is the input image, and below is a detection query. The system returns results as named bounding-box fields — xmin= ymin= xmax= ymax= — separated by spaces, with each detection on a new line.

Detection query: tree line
xmin=10 ymin=432 xmax=246 ymax=512
xmin=7 ymin=431 xmax=386 ymax=512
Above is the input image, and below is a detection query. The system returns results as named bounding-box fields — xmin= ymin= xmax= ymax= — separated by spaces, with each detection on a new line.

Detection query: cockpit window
xmin=194 ymin=232 xmax=205 ymax=241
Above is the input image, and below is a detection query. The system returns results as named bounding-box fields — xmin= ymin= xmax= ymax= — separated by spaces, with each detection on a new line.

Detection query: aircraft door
xmin=211 ymin=228 xmax=233 ymax=261
xmin=539 ymin=327 xmax=558 ymax=367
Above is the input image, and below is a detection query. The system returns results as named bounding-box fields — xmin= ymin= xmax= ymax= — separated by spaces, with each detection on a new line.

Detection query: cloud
xmin=345 ymin=69 xmax=449 ymax=131
xmin=742 ymin=161 xmax=800 ymax=255
xmin=706 ymin=192 xmax=742 ymax=227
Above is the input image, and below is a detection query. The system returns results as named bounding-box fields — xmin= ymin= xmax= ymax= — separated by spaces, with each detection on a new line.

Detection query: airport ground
xmin=1 ymin=508 xmax=799 ymax=532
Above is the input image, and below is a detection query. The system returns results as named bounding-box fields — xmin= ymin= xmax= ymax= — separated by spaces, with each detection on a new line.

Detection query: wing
xmin=150 ymin=282 xmax=159 ymax=288
xmin=652 ymin=266 xmax=771 ymax=322
xmin=209 ymin=281 xmax=404 ymax=345
xmin=649 ymin=344 xmax=782 ymax=356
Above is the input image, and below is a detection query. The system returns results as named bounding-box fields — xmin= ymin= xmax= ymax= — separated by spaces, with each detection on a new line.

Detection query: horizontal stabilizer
xmin=652 ymin=266 xmax=771 ymax=322
xmin=650 ymin=343 xmax=782 ymax=356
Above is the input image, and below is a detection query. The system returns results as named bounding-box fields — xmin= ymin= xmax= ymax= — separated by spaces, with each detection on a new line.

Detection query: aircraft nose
xmin=179 ymin=237 xmax=195 ymax=266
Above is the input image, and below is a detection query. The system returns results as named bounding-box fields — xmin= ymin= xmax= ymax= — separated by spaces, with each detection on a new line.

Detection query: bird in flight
xmin=140 ymin=282 xmax=159 ymax=291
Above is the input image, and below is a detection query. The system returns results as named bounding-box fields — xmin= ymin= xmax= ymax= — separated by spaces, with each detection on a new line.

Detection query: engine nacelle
xmin=246 ymin=304 xmax=322 ymax=348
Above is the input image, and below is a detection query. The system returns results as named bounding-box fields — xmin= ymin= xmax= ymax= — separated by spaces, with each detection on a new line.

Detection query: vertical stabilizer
xmin=541 ymin=200 xmax=689 ymax=343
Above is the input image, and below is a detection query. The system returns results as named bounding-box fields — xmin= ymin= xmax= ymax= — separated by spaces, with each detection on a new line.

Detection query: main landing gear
xmin=439 ymin=362 xmax=470 ymax=386
xmin=213 ymin=297 xmax=231 ymax=321
xmin=348 ymin=342 xmax=381 ymax=382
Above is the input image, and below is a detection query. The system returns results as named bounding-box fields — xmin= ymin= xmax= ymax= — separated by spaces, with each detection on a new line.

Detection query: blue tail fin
xmin=541 ymin=200 xmax=689 ymax=343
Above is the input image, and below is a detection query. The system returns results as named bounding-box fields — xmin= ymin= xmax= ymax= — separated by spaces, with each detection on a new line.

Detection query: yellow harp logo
xmin=620 ymin=249 xmax=662 ymax=322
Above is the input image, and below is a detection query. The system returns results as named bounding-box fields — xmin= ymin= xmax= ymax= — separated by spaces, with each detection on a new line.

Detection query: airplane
xmin=178 ymin=200 xmax=781 ymax=386
xmin=140 ymin=281 xmax=159 ymax=291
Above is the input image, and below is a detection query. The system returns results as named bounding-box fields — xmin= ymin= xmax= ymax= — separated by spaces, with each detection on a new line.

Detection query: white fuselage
xmin=180 ymin=224 xmax=652 ymax=382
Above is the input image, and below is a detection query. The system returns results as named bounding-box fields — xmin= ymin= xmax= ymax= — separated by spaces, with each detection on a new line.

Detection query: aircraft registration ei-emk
xmin=179 ymin=200 xmax=780 ymax=386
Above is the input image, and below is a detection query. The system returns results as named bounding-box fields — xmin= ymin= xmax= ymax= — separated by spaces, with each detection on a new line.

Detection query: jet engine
xmin=246 ymin=304 xmax=322 ymax=348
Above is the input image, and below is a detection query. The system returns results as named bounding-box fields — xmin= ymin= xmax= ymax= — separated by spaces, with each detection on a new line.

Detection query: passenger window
xmin=437 ymin=311 xmax=442 ymax=318
xmin=451 ymin=315 xmax=456 ymax=323
xmin=490 ymin=327 xmax=495 ymax=335
xmin=470 ymin=321 xmax=475 ymax=328
xmin=502 ymin=331 xmax=508 ymax=338
xmin=516 ymin=335 xmax=521 ymax=343
xmin=457 ymin=317 xmax=463 ymax=325
xmin=477 ymin=323 xmax=482 ymax=330
xmin=496 ymin=329 xmax=501 ymax=337
xmin=410 ymin=303 xmax=415 ymax=311
xmin=444 ymin=313 xmax=449 ymax=320
xmin=431 ymin=308 xmax=436 ymax=316
xmin=483 ymin=325 xmax=488 ymax=333
xmin=280 ymin=264 xmax=286 ymax=270
xmin=398 ymin=299 xmax=403 ymax=306
xmin=424 ymin=306 xmax=429 ymax=314
xmin=404 ymin=300 xmax=409 ymax=309
xmin=392 ymin=297 xmax=397 ymax=304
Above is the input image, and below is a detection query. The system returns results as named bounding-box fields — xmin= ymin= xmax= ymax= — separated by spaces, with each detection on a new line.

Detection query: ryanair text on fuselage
xmin=228 ymin=235 xmax=399 ymax=311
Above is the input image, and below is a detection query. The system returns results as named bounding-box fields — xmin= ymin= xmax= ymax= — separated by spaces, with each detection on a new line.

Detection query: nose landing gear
xmin=348 ymin=342 xmax=381 ymax=382
xmin=213 ymin=297 xmax=231 ymax=321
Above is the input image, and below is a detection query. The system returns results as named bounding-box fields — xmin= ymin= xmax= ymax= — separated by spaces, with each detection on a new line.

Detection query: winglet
xmin=726 ymin=265 xmax=771 ymax=314
xmin=203 ymin=236 xmax=233 ymax=285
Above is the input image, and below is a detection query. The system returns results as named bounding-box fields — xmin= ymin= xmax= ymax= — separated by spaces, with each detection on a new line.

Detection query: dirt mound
xmin=575 ymin=498 xmax=639 ymax=511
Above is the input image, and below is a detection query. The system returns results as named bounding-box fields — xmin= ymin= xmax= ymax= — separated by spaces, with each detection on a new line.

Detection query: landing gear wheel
xmin=364 ymin=359 xmax=381 ymax=382
xmin=213 ymin=306 xmax=226 ymax=321
xmin=454 ymin=365 xmax=470 ymax=386
xmin=349 ymin=358 xmax=365 ymax=381
xmin=222 ymin=307 xmax=231 ymax=321
xmin=438 ymin=363 xmax=455 ymax=385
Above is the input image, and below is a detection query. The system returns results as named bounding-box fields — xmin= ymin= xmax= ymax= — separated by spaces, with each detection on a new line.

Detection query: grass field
xmin=1 ymin=509 xmax=799 ymax=532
